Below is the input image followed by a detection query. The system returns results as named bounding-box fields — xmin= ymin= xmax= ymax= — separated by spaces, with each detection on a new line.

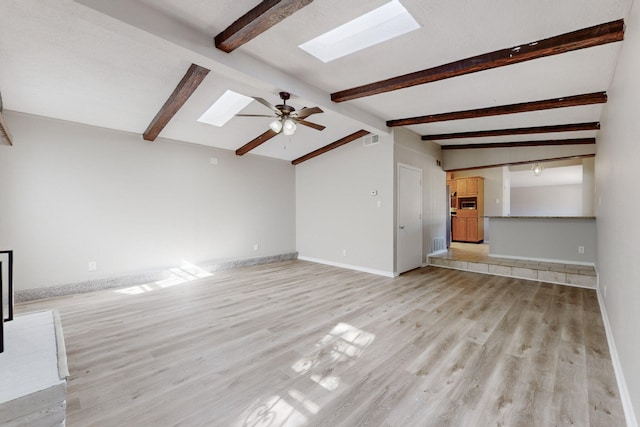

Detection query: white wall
xmin=595 ymin=1 xmax=640 ymax=424
xmin=393 ymin=128 xmax=446 ymax=261
xmin=582 ymin=158 xmax=595 ymax=216
xmin=502 ymin=166 xmax=511 ymax=215
xmin=0 ymin=112 xmax=296 ymax=290
xmin=510 ymin=184 xmax=584 ymax=216
xmin=295 ymin=132 xmax=394 ymax=275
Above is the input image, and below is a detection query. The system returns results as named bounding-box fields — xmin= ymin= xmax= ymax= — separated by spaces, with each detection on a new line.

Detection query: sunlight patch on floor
xmin=233 ymin=323 xmax=375 ymax=426
xmin=234 ymin=394 xmax=307 ymax=427
xmin=115 ymin=260 xmax=213 ymax=295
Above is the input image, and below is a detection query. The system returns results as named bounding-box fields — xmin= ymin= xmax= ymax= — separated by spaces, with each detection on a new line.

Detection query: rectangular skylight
xmin=299 ymin=0 xmax=420 ymax=63
xmin=197 ymin=90 xmax=253 ymax=127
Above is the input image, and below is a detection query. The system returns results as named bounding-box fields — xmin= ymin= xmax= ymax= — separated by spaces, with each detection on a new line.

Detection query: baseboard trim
xmin=16 ymin=252 xmax=298 ymax=303
xmin=596 ymin=286 xmax=639 ymax=427
xmin=297 ymin=256 xmax=397 ymax=278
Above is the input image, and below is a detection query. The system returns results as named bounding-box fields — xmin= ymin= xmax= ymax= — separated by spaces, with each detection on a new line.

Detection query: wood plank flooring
xmin=16 ymin=260 xmax=625 ymax=426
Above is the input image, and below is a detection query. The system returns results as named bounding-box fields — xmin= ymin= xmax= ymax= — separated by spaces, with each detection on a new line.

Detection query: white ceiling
xmin=0 ymin=0 xmax=633 ymax=162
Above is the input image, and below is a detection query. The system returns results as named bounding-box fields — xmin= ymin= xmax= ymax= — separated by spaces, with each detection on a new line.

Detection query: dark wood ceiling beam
xmin=446 ymin=154 xmax=595 ymax=172
xmin=215 ymin=0 xmax=313 ymax=53
xmin=331 ymin=20 xmax=624 ymax=103
xmin=0 ymin=92 xmax=13 ymax=146
xmin=422 ymin=122 xmax=600 ymax=141
xmin=387 ymin=92 xmax=607 ymax=127
xmin=441 ymin=138 xmax=595 ymax=150
xmin=292 ymin=129 xmax=370 ymax=165
xmin=236 ymin=129 xmax=278 ymax=156
xmin=143 ymin=64 xmax=210 ymax=141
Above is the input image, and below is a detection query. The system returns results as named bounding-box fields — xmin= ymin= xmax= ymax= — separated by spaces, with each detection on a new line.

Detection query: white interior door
xmin=397 ymin=164 xmax=423 ymax=274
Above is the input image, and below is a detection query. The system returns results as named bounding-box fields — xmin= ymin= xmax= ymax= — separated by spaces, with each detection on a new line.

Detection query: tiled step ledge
xmin=428 ymin=256 xmax=597 ymax=288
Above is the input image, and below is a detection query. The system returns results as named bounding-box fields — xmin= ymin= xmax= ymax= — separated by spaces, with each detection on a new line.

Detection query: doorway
xmin=397 ymin=163 xmax=423 ymax=274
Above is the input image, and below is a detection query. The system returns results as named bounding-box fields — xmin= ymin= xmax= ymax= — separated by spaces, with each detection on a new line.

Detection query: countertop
xmin=482 ymin=216 xmax=596 ymax=219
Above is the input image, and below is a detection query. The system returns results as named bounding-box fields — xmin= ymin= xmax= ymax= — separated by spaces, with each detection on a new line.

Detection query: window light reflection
xmin=115 ymin=259 xmax=213 ymax=295
xmin=234 ymin=323 xmax=375 ymax=426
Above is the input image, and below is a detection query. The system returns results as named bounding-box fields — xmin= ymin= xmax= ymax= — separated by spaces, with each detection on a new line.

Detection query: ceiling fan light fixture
xmin=269 ymin=119 xmax=283 ymax=133
xmin=531 ymin=163 xmax=544 ymax=176
xmin=283 ymin=118 xmax=297 ymax=136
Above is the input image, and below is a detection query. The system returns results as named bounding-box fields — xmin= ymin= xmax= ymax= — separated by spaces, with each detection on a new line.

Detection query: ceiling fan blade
xmin=296 ymin=119 xmax=326 ymax=131
xmin=296 ymin=106 xmax=323 ymax=119
xmin=235 ymin=114 xmax=276 ymax=117
xmin=252 ymin=97 xmax=279 ymax=113
xmin=235 ymin=129 xmax=278 ymax=156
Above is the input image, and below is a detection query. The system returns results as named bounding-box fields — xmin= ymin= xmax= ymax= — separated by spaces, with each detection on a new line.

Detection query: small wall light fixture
xmin=531 ymin=163 xmax=544 ymax=176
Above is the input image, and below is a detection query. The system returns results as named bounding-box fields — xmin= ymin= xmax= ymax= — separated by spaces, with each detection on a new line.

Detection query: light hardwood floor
xmin=17 ymin=260 xmax=624 ymax=426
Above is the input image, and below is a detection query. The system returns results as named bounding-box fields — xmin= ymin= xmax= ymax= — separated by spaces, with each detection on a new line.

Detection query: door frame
xmin=396 ymin=162 xmax=423 ymax=274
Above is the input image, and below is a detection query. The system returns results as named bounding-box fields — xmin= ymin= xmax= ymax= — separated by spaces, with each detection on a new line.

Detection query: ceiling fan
xmin=237 ymin=91 xmax=325 ymax=136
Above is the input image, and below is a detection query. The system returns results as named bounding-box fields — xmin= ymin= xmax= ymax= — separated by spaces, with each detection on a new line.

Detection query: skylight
xmin=298 ymin=0 xmax=420 ymax=63
xmin=197 ymin=90 xmax=253 ymax=127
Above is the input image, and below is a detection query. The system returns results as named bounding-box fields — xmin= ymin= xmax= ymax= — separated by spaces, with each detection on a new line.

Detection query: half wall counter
xmin=484 ymin=216 xmax=596 ymax=265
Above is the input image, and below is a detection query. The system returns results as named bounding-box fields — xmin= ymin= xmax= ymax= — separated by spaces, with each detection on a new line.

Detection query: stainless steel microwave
xmin=460 ymin=200 xmax=477 ymax=209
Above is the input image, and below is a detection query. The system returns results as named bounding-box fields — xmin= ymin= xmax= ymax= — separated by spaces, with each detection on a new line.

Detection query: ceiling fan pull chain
xmin=284 ymin=136 xmax=291 ymax=151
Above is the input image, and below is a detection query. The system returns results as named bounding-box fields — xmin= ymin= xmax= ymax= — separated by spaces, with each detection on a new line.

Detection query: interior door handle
xmin=399 ymin=226 xmax=405 ymax=229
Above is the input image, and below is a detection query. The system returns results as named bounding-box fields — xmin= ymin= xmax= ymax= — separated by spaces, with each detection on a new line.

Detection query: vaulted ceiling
xmin=0 ymin=0 xmax=633 ymax=166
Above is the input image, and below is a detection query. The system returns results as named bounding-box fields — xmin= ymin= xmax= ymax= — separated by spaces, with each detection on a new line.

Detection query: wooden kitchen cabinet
xmin=467 ymin=217 xmax=479 ymax=241
xmin=453 ymin=211 xmax=484 ymax=243
xmin=451 ymin=176 xmax=484 ymax=243
xmin=465 ymin=178 xmax=479 ymax=196
xmin=452 ymin=217 xmax=467 ymax=241
xmin=456 ymin=177 xmax=479 ymax=197
xmin=456 ymin=178 xmax=467 ymax=196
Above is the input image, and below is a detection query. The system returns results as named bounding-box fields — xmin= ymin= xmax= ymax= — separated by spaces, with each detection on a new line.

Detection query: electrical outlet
xmin=88 ymin=261 xmax=97 ymax=272
xmin=578 ymin=246 xmax=585 ymax=254
xmin=342 ymin=248 xmax=347 ymax=257
xmin=253 ymin=243 xmax=259 ymax=251
xmin=210 ymin=157 xmax=218 ymax=165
